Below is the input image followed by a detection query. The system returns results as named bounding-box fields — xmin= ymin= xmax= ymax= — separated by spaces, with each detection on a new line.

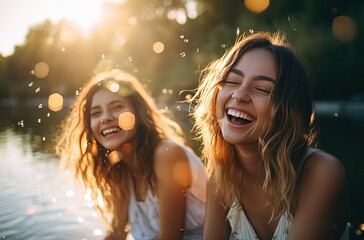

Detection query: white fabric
xmin=228 ymin=148 xmax=350 ymax=240
xmin=227 ymin=203 xmax=350 ymax=240
xmin=227 ymin=201 xmax=291 ymax=240
xmin=128 ymin=147 xmax=206 ymax=240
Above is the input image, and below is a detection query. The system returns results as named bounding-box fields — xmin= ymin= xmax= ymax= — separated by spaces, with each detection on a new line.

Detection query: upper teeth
xmin=102 ymin=127 xmax=120 ymax=135
xmin=227 ymin=109 xmax=254 ymax=121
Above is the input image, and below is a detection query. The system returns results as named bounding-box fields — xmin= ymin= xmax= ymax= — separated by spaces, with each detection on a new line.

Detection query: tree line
xmin=0 ymin=0 xmax=363 ymax=103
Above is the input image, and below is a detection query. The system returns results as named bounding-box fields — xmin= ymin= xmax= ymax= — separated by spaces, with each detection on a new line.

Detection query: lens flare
xmin=108 ymin=150 xmax=122 ymax=165
xmin=108 ymin=82 xmax=120 ymax=93
xmin=153 ymin=41 xmax=165 ymax=53
xmin=244 ymin=0 xmax=269 ymax=13
xmin=48 ymin=93 xmax=64 ymax=112
xmin=172 ymin=161 xmax=190 ymax=186
xmin=121 ymin=143 xmax=133 ymax=155
xmin=34 ymin=62 xmax=50 ymax=79
xmin=118 ymin=112 xmax=135 ymax=130
xmin=332 ymin=16 xmax=357 ymax=42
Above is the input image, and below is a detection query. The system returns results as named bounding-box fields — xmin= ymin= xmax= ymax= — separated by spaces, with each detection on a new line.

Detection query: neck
xmin=235 ymin=144 xmax=264 ymax=183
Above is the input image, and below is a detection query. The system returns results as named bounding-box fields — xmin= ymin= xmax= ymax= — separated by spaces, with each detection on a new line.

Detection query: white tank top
xmin=227 ymin=148 xmax=350 ymax=240
xmin=128 ymin=147 xmax=206 ymax=240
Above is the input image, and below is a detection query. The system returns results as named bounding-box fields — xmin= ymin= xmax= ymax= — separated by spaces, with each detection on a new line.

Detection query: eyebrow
xmin=91 ymin=100 xmax=124 ymax=110
xmin=230 ymin=68 xmax=276 ymax=83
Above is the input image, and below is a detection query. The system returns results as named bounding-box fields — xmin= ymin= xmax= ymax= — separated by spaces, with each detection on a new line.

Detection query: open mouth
xmin=102 ymin=127 xmax=121 ymax=137
xmin=227 ymin=108 xmax=254 ymax=125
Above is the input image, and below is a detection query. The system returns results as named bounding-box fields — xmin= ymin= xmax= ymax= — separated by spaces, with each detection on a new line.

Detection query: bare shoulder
xmin=153 ymin=139 xmax=191 ymax=186
xmin=291 ymin=149 xmax=348 ymax=239
xmin=154 ymin=139 xmax=188 ymax=166
xmin=300 ymin=150 xmax=347 ymax=187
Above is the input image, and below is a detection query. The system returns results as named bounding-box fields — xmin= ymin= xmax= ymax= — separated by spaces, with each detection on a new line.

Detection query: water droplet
xmin=30 ymin=70 xmax=35 ymax=75
xmin=118 ymin=36 xmax=126 ymax=44
xmin=38 ymin=104 xmax=43 ymax=109
xmin=185 ymin=94 xmax=192 ymax=100
xmin=75 ymin=90 xmax=80 ymax=96
xmin=93 ymin=229 xmax=104 ymax=236
xmin=196 ymin=48 xmax=199 ymax=53
xmin=249 ymin=29 xmax=254 ymax=34
xmin=128 ymin=56 xmax=133 ymax=62
xmin=18 ymin=120 xmax=24 ymax=127
xmin=42 ymin=137 xmax=46 ymax=141
xmin=221 ymin=44 xmax=226 ymax=48
xmin=177 ymin=105 xmax=181 ymax=111
xmin=28 ymin=82 xmax=34 ymax=87
xmin=180 ymin=52 xmax=186 ymax=57
xmin=38 ymin=119 xmax=41 ymax=123
xmin=47 ymin=113 xmax=50 ymax=117
xmin=184 ymin=39 xmax=189 ymax=43
xmin=168 ymin=89 xmax=173 ymax=94
xmin=334 ymin=112 xmax=339 ymax=117
xmin=179 ymin=35 xmax=184 ymax=39
xmin=164 ymin=106 xmax=169 ymax=111
xmin=236 ymin=27 xmax=240 ymax=36
xmin=61 ymin=47 xmax=66 ymax=52
xmin=35 ymin=87 xmax=40 ymax=93
xmin=101 ymin=54 xmax=105 ymax=59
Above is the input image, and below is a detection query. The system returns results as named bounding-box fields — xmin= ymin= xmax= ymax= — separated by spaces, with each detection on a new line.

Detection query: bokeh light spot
xmin=109 ymin=82 xmax=120 ymax=93
xmin=359 ymin=223 xmax=364 ymax=231
xmin=34 ymin=62 xmax=50 ymax=79
xmin=108 ymin=151 xmax=122 ymax=165
xmin=48 ymin=93 xmax=64 ymax=112
xmin=172 ymin=161 xmax=190 ymax=186
xmin=153 ymin=41 xmax=165 ymax=53
xmin=244 ymin=0 xmax=269 ymax=13
xmin=118 ymin=112 xmax=135 ymax=130
xmin=93 ymin=229 xmax=103 ymax=236
xmin=332 ymin=16 xmax=357 ymax=42
xmin=122 ymin=143 xmax=133 ymax=156
xmin=27 ymin=205 xmax=38 ymax=215
xmin=66 ymin=190 xmax=74 ymax=197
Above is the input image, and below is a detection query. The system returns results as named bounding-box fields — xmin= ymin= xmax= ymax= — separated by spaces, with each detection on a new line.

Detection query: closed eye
xmin=91 ymin=110 xmax=101 ymax=117
xmin=221 ymin=79 xmax=240 ymax=85
xmin=256 ymin=88 xmax=271 ymax=94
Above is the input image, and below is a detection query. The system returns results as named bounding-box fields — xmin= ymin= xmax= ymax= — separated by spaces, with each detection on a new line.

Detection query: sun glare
xmin=51 ymin=0 xmax=105 ymax=36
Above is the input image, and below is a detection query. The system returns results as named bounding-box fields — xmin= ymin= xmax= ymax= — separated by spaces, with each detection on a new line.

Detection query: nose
xmin=101 ymin=112 xmax=114 ymax=123
xmin=231 ymin=86 xmax=251 ymax=102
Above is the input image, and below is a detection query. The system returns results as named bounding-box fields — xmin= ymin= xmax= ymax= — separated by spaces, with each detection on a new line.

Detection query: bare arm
xmin=153 ymin=140 xmax=192 ymax=240
xmin=203 ymin=180 xmax=231 ymax=240
xmin=288 ymin=151 xmax=348 ymax=240
xmin=104 ymin=203 xmax=129 ymax=240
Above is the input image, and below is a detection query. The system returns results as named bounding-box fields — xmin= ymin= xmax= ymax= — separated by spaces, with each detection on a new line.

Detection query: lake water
xmin=0 ymin=103 xmax=363 ymax=239
xmin=0 ymin=106 xmax=107 ymax=240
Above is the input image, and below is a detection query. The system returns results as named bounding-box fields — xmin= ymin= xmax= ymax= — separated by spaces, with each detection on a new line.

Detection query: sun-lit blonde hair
xmin=190 ymin=31 xmax=316 ymax=220
xmin=56 ymin=69 xmax=185 ymax=237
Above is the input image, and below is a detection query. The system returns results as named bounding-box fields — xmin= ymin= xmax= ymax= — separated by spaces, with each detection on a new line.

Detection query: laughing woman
xmin=190 ymin=32 xmax=349 ymax=240
xmin=56 ymin=69 xmax=206 ymax=240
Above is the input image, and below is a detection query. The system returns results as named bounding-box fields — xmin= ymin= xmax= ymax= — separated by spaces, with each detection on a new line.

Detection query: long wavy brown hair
xmin=56 ymin=69 xmax=186 ymax=237
xmin=190 ymin=31 xmax=317 ymax=220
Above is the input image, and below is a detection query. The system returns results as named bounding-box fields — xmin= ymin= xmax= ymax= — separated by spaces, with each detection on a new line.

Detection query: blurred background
xmin=0 ymin=0 xmax=363 ymax=239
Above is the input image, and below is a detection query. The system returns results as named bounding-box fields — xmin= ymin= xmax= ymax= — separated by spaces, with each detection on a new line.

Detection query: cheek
xmin=215 ymin=91 xmax=227 ymax=117
xmin=90 ymin=118 xmax=98 ymax=133
xmin=256 ymin=100 xmax=270 ymax=122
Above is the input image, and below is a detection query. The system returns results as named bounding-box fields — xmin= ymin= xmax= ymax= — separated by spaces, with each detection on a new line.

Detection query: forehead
xmin=91 ymin=88 xmax=129 ymax=106
xmin=231 ymin=48 xmax=277 ymax=78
